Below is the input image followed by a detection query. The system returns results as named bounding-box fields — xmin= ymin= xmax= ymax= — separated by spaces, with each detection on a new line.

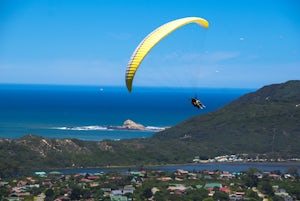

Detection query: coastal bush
xmin=245 ymin=189 xmax=260 ymax=200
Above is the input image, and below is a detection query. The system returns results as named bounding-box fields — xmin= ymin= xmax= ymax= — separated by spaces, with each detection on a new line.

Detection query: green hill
xmin=0 ymin=80 xmax=299 ymax=176
xmin=152 ymin=80 xmax=300 ymax=157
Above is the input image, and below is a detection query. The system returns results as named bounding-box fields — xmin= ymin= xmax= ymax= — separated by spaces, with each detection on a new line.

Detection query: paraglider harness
xmin=191 ymin=97 xmax=205 ymax=109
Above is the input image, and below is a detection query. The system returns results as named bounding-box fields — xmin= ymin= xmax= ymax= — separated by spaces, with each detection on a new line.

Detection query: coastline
xmin=0 ymin=85 xmax=253 ymax=140
xmin=46 ymin=119 xmax=168 ymax=132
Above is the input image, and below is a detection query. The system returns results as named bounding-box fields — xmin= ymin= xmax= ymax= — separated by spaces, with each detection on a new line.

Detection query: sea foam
xmin=53 ymin=126 xmax=108 ymax=131
xmin=51 ymin=125 xmax=166 ymax=132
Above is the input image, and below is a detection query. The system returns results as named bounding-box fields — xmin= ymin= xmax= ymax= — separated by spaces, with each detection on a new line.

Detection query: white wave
xmin=51 ymin=125 xmax=168 ymax=132
xmin=52 ymin=126 xmax=108 ymax=131
xmin=145 ymin=126 xmax=166 ymax=131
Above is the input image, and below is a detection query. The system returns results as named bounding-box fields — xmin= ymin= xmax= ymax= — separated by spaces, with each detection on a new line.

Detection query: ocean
xmin=0 ymin=84 xmax=255 ymax=141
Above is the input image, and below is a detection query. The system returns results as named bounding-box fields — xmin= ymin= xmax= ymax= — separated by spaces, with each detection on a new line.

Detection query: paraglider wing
xmin=125 ymin=17 xmax=209 ymax=92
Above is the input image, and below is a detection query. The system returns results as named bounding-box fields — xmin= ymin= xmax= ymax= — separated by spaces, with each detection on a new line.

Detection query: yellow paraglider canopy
xmin=125 ymin=16 xmax=209 ymax=92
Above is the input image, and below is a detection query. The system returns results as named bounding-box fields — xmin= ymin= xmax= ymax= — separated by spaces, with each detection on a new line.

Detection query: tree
xmin=271 ymin=195 xmax=285 ymax=201
xmin=70 ymin=186 xmax=81 ymax=200
xmin=285 ymin=166 xmax=299 ymax=177
xmin=245 ymin=189 xmax=260 ymax=200
xmin=0 ymin=186 xmax=9 ymax=199
xmin=29 ymin=187 xmax=42 ymax=196
xmin=143 ymin=187 xmax=153 ymax=199
xmin=202 ymin=197 xmax=214 ymax=201
xmin=44 ymin=188 xmax=55 ymax=201
xmin=213 ymin=191 xmax=229 ymax=201
xmin=258 ymin=180 xmax=274 ymax=196
xmin=187 ymin=188 xmax=209 ymax=200
xmin=243 ymin=173 xmax=259 ymax=187
xmin=168 ymin=194 xmax=184 ymax=201
xmin=153 ymin=191 xmax=166 ymax=201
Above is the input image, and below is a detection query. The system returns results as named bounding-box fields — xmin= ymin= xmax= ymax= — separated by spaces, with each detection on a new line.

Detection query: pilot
xmin=191 ymin=98 xmax=205 ymax=109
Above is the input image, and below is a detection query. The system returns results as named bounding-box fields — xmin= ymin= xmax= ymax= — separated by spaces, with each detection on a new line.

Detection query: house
xmin=204 ymin=183 xmax=222 ymax=190
xmin=203 ymin=175 xmax=213 ymax=179
xmin=34 ymin=171 xmax=47 ymax=177
xmin=234 ymin=192 xmax=245 ymax=197
xmin=0 ymin=181 xmax=9 ymax=187
xmin=17 ymin=180 xmax=29 ymax=187
xmin=220 ymin=186 xmax=231 ymax=194
xmin=175 ymin=177 xmax=183 ymax=181
xmin=111 ymin=190 xmax=123 ymax=196
xmin=130 ymin=171 xmax=145 ymax=177
xmin=81 ymin=178 xmax=93 ymax=183
xmin=42 ymin=179 xmax=53 ymax=187
xmin=269 ymin=173 xmax=281 ymax=180
xmin=167 ymin=184 xmax=186 ymax=192
xmin=176 ymin=169 xmax=189 ymax=175
xmin=254 ymin=172 xmax=263 ymax=179
xmin=187 ymin=173 xmax=198 ymax=180
xmin=274 ymin=188 xmax=293 ymax=200
xmin=275 ymin=188 xmax=289 ymax=197
xmin=90 ymin=182 xmax=100 ymax=187
xmin=87 ymin=175 xmax=100 ymax=180
xmin=131 ymin=177 xmax=143 ymax=183
xmin=284 ymin=173 xmax=293 ymax=179
xmin=157 ymin=176 xmax=172 ymax=181
xmin=151 ymin=187 xmax=160 ymax=195
xmin=173 ymin=189 xmax=186 ymax=195
xmin=101 ymin=188 xmax=112 ymax=197
xmin=7 ymin=193 xmax=21 ymax=201
xmin=9 ymin=192 xmax=31 ymax=198
xmin=110 ymin=195 xmax=128 ymax=201
xmin=220 ymin=172 xmax=235 ymax=180
xmin=123 ymin=185 xmax=135 ymax=194
xmin=229 ymin=194 xmax=243 ymax=201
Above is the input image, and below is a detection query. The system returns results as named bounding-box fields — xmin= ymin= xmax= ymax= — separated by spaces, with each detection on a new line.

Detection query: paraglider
xmin=125 ymin=16 xmax=209 ymax=92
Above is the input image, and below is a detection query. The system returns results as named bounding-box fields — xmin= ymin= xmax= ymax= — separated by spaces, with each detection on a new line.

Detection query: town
xmin=192 ymin=154 xmax=300 ymax=163
xmin=1 ymin=164 xmax=299 ymax=201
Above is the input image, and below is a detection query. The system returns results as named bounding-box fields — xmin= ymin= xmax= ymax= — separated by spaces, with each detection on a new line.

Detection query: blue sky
xmin=0 ymin=0 xmax=299 ymax=89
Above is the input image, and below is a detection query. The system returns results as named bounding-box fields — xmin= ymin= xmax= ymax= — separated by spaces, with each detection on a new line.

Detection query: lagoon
xmin=56 ymin=163 xmax=300 ymax=175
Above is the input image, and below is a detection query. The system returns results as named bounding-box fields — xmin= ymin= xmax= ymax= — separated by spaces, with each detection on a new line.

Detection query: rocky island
xmin=108 ymin=119 xmax=166 ymax=131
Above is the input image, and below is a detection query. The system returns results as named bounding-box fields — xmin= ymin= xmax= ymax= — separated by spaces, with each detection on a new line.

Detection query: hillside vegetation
xmin=1 ymin=80 xmax=299 ymax=176
xmin=153 ymin=80 xmax=300 ymax=157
